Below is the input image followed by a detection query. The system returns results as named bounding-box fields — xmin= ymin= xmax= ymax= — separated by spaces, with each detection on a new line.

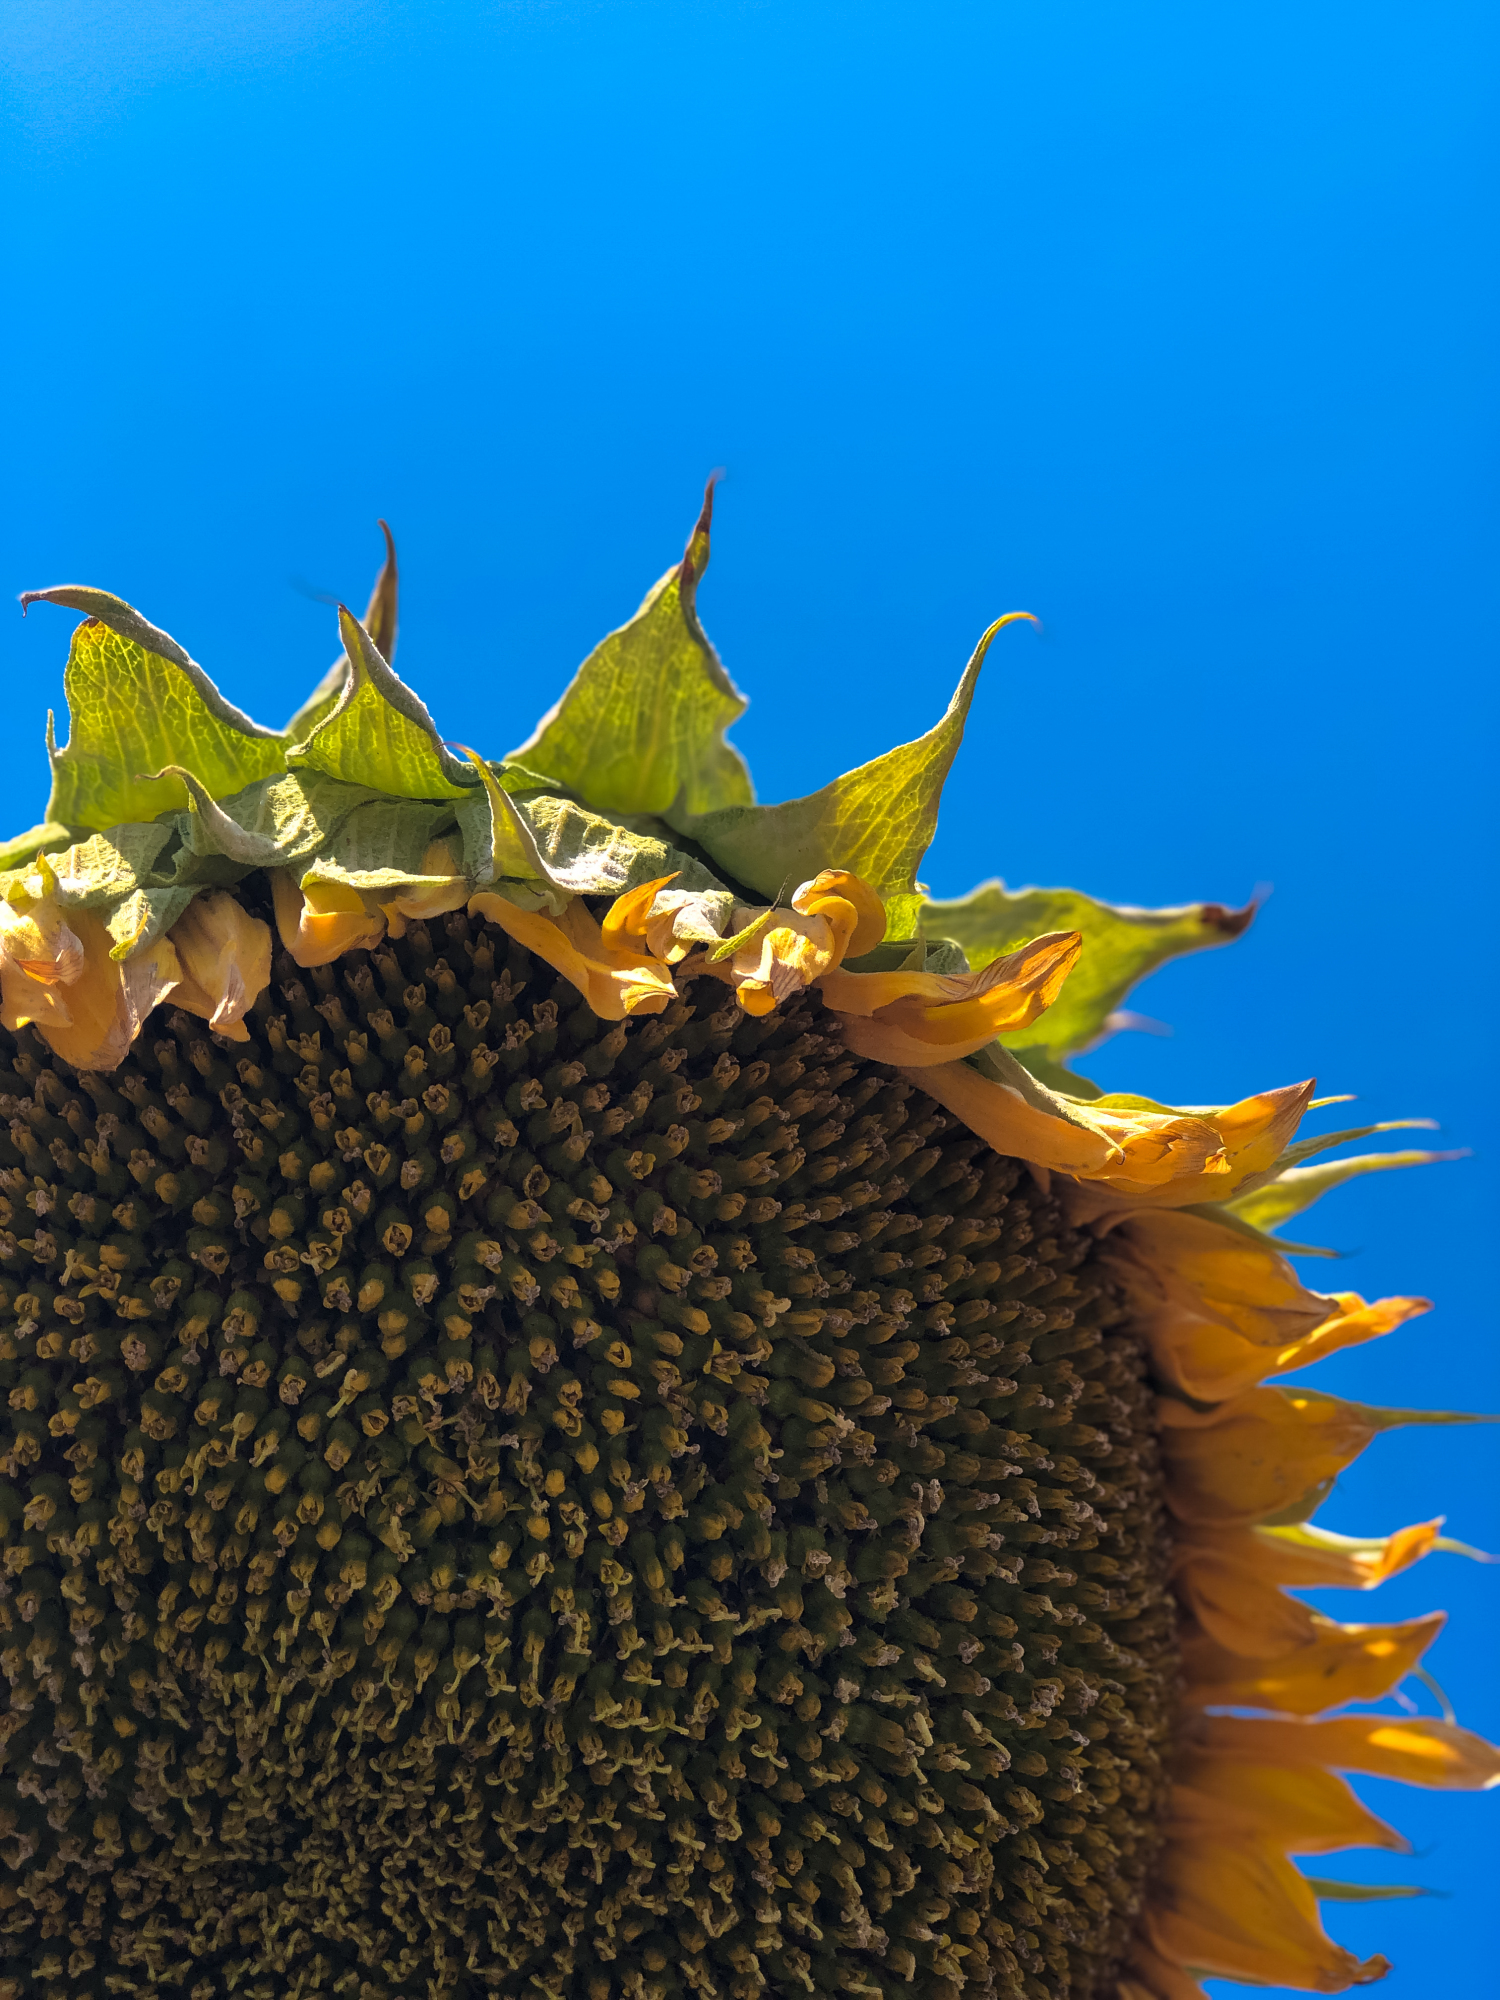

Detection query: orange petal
xmin=1 ymin=908 xmax=180 ymax=1073
xmin=890 ymin=1059 xmax=1119 ymax=1174
xmin=829 ymin=931 xmax=1081 ymax=1063
xmin=1251 ymin=1518 xmax=1446 ymax=1590
xmin=1212 ymin=1078 xmax=1318 ymax=1192
xmin=469 ymin=891 xmax=676 ymax=1021
xmin=1171 ymin=1540 xmax=1321 ymax=1659
xmin=1192 ymin=1712 xmax=1500 ymax=1792
xmin=792 ymin=869 xmax=886 ymax=959
xmin=1114 ymin=1209 xmax=1431 ymax=1397
xmin=1171 ymin=1763 xmax=1407 ymax=1857
xmin=602 ymin=873 xmax=680 ymax=954
xmin=1144 ymin=1834 xmax=1391 ymax=1990
xmin=1181 ymin=1610 xmax=1446 ymax=1713
xmin=272 ymin=870 xmax=386 ymax=968
xmin=1159 ymin=1386 xmax=1402 ymax=1526
xmin=168 ymin=889 xmax=272 ymax=1042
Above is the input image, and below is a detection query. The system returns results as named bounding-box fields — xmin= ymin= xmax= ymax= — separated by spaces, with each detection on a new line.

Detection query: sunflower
xmin=0 ymin=490 xmax=1491 ymax=2000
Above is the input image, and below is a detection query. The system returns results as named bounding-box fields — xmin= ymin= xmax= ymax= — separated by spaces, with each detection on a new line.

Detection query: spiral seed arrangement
xmin=0 ymin=906 xmax=1173 ymax=2000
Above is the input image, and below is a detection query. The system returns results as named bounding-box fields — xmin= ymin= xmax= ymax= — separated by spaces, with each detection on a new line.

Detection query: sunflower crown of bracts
xmin=1 ymin=486 xmax=1495 ymax=1997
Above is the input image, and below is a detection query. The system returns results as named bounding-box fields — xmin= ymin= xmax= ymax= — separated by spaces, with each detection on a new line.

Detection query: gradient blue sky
xmin=4 ymin=3 xmax=1496 ymax=1992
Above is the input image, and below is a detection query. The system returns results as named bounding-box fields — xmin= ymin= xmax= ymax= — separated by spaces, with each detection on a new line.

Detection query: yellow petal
xmin=790 ymin=869 xmax=886 ymax=959
xmin=272 ymin=870 xmax=386 ymax=968
xmin=1181 ymin=1609 xmax=1446 ymax=1713
xmin=468 ymin=891 xmax=676 ymax=1021
xmin=828 ymin=931 xmax=1081 ymax=1063
xmin=1110 ymin=1209 xmax=1429 ymax=1398
xmin=1192 ymin=1712 xmax=1500 ymax=1792
xmin=167 ymin=889 xmax=272 ymax=1043
xmin=1171 ymin=1537 xmax=1322 ymax=1659
xmin=1 ymin=907 xmax=180 ymax=1073
xmin=730 ymin=911 xmax=836 ymax=1010
xmin=378 ymin=841 xmax=471 ymax=928
xmin=1144 ymin=1833 xmax=1391 ymax=1990
xmin=601 ymin=873 xmax=680 ymax=954
xmin=1252 ymin=1518 xmax=1446 ymax=1590
xmin=895 ymin=1058 xmax=1248 ymax=1198
xmin=0 ymin=893 xmax=84 ymax=986
xmin=1159 ymin=1386 xmax=1404 ymax=1526
xmin=1171 ymin=1762 xmax=1407 ymax=1856
xmin=1212 ymin=1078 xmax=1319 ymax=1191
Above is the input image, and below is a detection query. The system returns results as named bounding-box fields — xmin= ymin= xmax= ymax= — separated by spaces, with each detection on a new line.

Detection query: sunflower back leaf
xmin=24 ymin=587 xmax=287 ymax=832
xmin=508 ymin=484 xmax=752 ymax=820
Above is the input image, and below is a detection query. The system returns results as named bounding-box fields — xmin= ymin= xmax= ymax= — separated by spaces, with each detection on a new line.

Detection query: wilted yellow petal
xmin=1160 ymin=1386 xmax=1418 ymax=1526
xmin=0 ymin=890 xmax=84 ymax=986
xmin=168 ymin=889 xmax=272 ymax=1042
xmin=830 ymin=930 xmax=1081 ymax=1063
xmin=468 ymin=891 xmax=676 ymax=1021
xmin=1181 ymin=1610 xmax=1446 ymax=1713
xmin=727 ymin=910 xmax=837 ymax=1012
xmin=892 ymin=1059 xmax=1313 ymax=1200
xmin=1171 ymin=1762 xmax=1407 ymax=1856
xmin=272 ymin=869 xmax=387 ymax=968
xmin=1192 ymin=1712 xmax=1500 ymax=1792
xmin=1253 ymin=1518 xmax=1447 ymax=1590
xmin=1 ymin=907 xmax=179 ymax=1073
xmin=790 ymin=868 xmax=886 ymax=959
xmin=377 ymin=840 xmax=471 ymax=934
xmin=1110 ymin=1209 xmax=1429 ymax=1399
xmin=601 ymin=872 xmax=680 ymax=954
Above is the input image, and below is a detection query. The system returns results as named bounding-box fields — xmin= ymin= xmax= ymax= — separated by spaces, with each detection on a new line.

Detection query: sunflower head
xmin=0 ymin=488 xmax=1490 ymax=2000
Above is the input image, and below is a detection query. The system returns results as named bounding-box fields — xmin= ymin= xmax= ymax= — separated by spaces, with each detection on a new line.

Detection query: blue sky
xmin=3 ymin=3 xmax=1496 ymax=1991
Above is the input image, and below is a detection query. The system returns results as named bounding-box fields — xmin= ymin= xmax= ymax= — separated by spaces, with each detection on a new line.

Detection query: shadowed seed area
xmin=0 ymin=905 xmax=1175 ymax=2000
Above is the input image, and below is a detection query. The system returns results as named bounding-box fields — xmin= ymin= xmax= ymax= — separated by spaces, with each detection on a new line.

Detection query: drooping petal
xmin=1252 ymin=1518 xmax=1448 ymax=1590
xmin=830 ymin=930 xmax=1082 ymax=1063
xmin=641 ymin=886 xmax=736 ymax=963
xmin=601 ymin=873 xmax=681 ymax=954
xmin=1143 ymin=1832 xmax=1391 ymax=1990
xmin=1158 ymin=1385 xmax=1466 ymax=1527
xmin=167 ymin=889 xmax=272 ymax=1042
xmin=377 ymin=840 xmax=471 ymax=936
xmin=468 ymin=890 xmax=676 ymax=1020
xmin=1170 ymin=1762 xmax=1408 ymax=1857
xmin=790 ymin=869 xmax=887 ymax=960
xmin=272 ymin=869 xmax=386 ymax=968
xmin=1191 ymin=1713 xmax=1500 ymax=1792
xmin=725 ymin=908 xmax=839 ymax=1013
xmin=0 ymin=880 xmax=85 ymax=987
xmin=1180 ymin=1610 xmax=1447 ymax=1713
xmin=1119 ymin=1941 xmax=1213 ymax=2000
xmin=1172 ymin=1516 xmax=1450 ymax=1657
xmin=0 ymin=906 xmax=180 ymax=1072
xmin=1108 ymin=1207 xmax=1431 ymax=1399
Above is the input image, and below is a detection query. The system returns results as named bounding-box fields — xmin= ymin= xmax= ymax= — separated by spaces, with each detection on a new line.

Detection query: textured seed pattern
xmin=0 ymin=907 xmax=1175 ymax=2000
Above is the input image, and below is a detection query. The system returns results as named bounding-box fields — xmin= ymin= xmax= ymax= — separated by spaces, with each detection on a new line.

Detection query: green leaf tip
xmin=286 ymin=602 xmax=477 ymax=801
xmin=672 ymin=611 xmax=1037 ymax=934
xmin=282 ymin=520 xmax=399 ymax=743
xmin=507 ymin=478 xmax=754 ymax=821
xmin=922 ymin=879 xmax=1258 ymax=1060
xmin=22 ymin=586 xmax=286 ymax=831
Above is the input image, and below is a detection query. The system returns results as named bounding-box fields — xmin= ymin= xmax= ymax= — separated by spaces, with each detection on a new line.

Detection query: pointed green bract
xmin=1226 ymin=1148 xmax=1465 ymax=1233
xmin=287 ymin=606 xmax=475 ymax=801
xmin=23 ymin=587 xmax=286 ymax=831
xmin=281 ymin=521 xmax=400 ymax=744
xmin=921 ymin=878 xmax=1256 ymax=1059
xmin=1302 ymin=1881 xmax=1431 ymax=1904
xmin=672 ymin=614 xmax=1031 ymax=934
xmin=509 ymin=485 xmax=753 ymax=819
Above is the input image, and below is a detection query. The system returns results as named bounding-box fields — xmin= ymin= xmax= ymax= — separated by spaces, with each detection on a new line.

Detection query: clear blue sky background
xmin=3 ymin=4 xmax=1495 ymax=1992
